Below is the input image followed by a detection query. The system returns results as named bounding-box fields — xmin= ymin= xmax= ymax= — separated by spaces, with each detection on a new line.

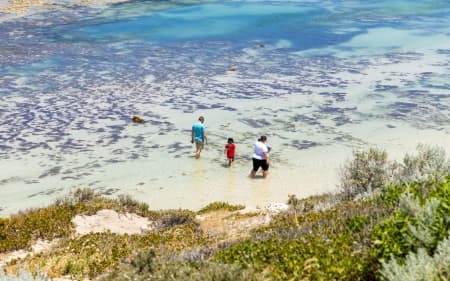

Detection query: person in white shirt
xmin=250 ymin=135 xmax=270 ymax=178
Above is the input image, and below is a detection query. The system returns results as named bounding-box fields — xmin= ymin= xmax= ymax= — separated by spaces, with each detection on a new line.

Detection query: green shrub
xmin=55 ymin=188 xmax=100 ymax=206
xmin=0 ymin=268 xmax=50 ymax=281
xmin=339 ymin=148 xmax=390 ymax=200
xmin=116 ymin=194 xmax=151 ymax=217
xmin=371 ymin=177 xmax=450 ymax=264
xmin=159 ymin=209 xmax=197 ymax=228
xmin=215 ymin=197 xmax=391 ymax=280
xmin=0 ymin=189 xmax=154 ymax=253
xmin=14 ymin=223 xmax=207 ymax=280
xmin=197 ymin=202 xmax=245 ymax=214
xmin=0 ymin=205 xmax=75 ymax=252
xmin=396 ymin=144 xmax=450 ymax=188
xmin=105 ymin=249 xmax=260 ymax=281
xmin=379 ymin=235 xmax=450 ymax=281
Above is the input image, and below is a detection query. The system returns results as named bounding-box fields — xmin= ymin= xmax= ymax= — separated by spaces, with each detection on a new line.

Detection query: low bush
xmin=197 ymin=202 xmax=245 ymax=214
xmin=215 ymin=196 xmax=392 ymax=280
xmin=371 ymin=177 xmax=450 ymax=264
xmin=338 ymin=147 xmax=390 ymax=200
xmin=9 ymin=222 xmax=207 ymax=280
xmin=0 ymin=205 xmax=75 ymax=252
xmin=105 ymin=249 xmax=260 ymax=281
xmin=159 ymin=209 xmax=197 ymax=228
xmin=379 ymin=235 xmax=450 ymax=281
xmin=395 ymin=144 xmax=450 ymax=188
xmin=0 ymin=269 xmax=49 ymax=281
xmin=116 ymin=194 xmax=151 ymax=217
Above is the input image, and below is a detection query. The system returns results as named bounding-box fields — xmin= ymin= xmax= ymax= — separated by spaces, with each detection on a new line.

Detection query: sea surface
xmin=1 ymin=0 xmax=449 ymax=216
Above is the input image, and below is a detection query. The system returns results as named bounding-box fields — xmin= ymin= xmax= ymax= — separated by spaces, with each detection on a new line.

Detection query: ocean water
xmin=0 ymin=0 xmax=449 ymax=216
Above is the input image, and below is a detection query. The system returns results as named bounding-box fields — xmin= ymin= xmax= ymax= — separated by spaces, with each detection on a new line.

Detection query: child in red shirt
xmin=224 ymin=138 xmax=236 ymax=166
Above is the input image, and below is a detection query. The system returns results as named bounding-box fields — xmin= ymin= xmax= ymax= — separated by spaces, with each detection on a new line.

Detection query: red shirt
xmin=225 ymin=143 xmax=236 ymax=158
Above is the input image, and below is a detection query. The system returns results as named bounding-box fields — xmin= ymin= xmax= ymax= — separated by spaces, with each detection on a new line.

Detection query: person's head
xmin=258 ymin=135 xmax=267 ymax=143
xmin=198 ymin=116 xmax=205 ymax=123
xmin=227 ymin=137 xmax=234 ymax=144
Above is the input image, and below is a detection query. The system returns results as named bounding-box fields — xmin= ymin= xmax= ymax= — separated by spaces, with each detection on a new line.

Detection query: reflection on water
xmin=0 ymin=0 xmax=450 ymax=216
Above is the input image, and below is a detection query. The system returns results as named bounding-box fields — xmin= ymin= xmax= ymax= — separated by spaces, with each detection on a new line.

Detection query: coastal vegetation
xmin=1 ymin=144 xmax=449 ymax=280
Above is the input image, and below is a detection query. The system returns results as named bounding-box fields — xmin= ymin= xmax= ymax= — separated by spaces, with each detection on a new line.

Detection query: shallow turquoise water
xmin=0 ymin=0 xmax=449 ymax=216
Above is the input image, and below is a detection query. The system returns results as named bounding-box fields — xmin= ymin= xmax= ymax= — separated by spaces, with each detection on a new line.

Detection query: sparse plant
xmin=131 ymin=249 xmax=157 ymax=274
xmin=117 ymin=194 xmax=150 ymax=216
xmin=0 ymin=268 xmax=50 ymax=281
xmin=160 ymin=210 xmax=196 ymax=228
xmin=397 ymin=144 xmax=450 ymax=187
xmin=197 ymin=202 xmax=245 ymax=214
xmin=104 ymin=258 xmax=260 ymax=281
xmin=54 ymin=188 xmax=100 ymax=207
xmin=72 ymin=188 xmax=99 ymax=203
xmin=338 ymin=147 xmax=390 ymax=200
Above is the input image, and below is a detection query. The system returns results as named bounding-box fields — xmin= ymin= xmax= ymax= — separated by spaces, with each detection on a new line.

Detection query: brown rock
xmin=132 ymin=116 xmax=144 ymax=123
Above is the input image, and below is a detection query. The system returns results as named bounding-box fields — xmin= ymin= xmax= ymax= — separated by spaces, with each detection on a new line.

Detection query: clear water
xmin=0 ymin=0 xmax=449 ymax=216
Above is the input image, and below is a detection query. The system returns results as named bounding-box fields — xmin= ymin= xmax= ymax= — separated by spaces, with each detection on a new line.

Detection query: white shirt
xmin=253 ymin=141 xmax=268 ymax=160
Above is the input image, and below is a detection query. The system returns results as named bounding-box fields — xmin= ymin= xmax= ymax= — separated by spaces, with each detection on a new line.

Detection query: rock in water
xmin=132 ymin=116 xmax=144 ymax=123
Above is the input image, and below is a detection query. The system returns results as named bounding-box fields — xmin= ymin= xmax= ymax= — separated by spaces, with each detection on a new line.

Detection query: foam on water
xmin=0 ymin=0 xmax=449 ymax=216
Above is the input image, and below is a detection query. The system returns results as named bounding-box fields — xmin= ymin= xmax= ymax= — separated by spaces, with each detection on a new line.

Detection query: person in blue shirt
xmin=191 ymin=116 xmax=208 ymax=159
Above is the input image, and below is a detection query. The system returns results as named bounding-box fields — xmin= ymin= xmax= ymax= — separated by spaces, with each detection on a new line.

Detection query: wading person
xmin=250 ymin=135 xmax=270 ymax=178
xmin=191 ymin=116 xmax=207 ymax=159
xmin=224 ymin=137 xmax=236 ymax=166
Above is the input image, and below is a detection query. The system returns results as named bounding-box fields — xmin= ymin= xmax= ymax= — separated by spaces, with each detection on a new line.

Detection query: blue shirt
xmin=192 ymin=123 xmax=205 ymax=142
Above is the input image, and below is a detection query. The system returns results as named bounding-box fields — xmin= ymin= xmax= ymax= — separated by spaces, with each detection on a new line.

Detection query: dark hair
xmin=258 ymin=135 xmax=267 ymax=142
xmin=227 ymin=138 xmax=234 ymax=144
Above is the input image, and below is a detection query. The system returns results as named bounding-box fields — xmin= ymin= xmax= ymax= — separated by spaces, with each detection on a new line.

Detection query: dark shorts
xmin=252 ymin=158 xmax=269 ymax=172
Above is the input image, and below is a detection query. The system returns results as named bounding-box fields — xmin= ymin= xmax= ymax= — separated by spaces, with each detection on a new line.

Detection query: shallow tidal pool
xmin=0 ymin=0 xmax=449 ymax=216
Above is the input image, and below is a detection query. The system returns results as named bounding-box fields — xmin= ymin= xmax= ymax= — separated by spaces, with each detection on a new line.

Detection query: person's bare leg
xmin=228 ymin=159 xmax=232 ymax=166
xmin=249 ymin=170 xmax=256 ymax=178
xmin=262 ymin=170 xmax=269 ymax=178
xmin=195 ymin=142 xmax=201 ymax=159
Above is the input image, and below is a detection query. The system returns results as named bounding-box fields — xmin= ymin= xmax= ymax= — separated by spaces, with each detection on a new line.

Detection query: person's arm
xmin=203 ymin=132 xmax=208 ymax=145
xmin=263 ymin=150 xmax=269 ymax=164
xmin=191 ymin=129 xmax=194 ymax=144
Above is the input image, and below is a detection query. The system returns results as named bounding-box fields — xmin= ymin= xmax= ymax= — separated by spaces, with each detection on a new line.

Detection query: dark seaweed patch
xmin=403 ymin=90 xmax=428 ymax=98
xmin=28 ymin=187 xmax=63 ymax=198
xmin=392 ymin=102 xmax=417 ymax=114
xmin=436 ymin=49 xmax=450 ymax=54
xmin=388 ymin=112 xmax=406 ymax=119
xmin=100 ymin=188 xmax=120 ymax=196
xmin=289 ymin=140 xmax=319 ymax=150
xmin=168 ymin=142 xmax=191 ymax=153
xmin=38 ymin=166 xmax=62 ymax=179
xmin=333 ymin=115 xmax=352 ymax=126
xmin=375 ymin=85 xmax=398 ymax=92
xmin=239 ymin=118 xmax=271 ymax=128
xmin=292 ymin=114 xmax=320 ymax=125
xmin=0 ymin=176 xmax=23 ymax=185
xmin=129 ymin=153 xmax=139 ymax=159
xmin=319 ymin=92 xmax=347 ymax=102
xmin=320 ymin=106 xmax=342 ymax=114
